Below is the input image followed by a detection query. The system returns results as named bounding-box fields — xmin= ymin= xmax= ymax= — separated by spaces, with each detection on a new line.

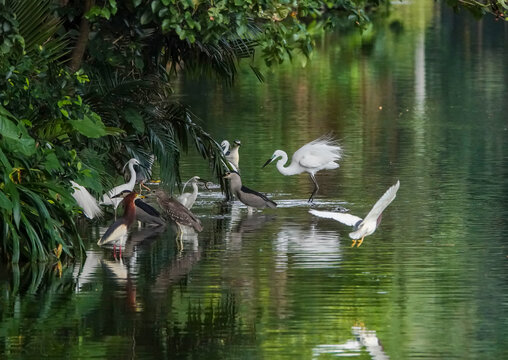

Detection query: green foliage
xmin=445 ymin=0 xmax=508 ymax=19
xmin=0 ymin=106 xmax=85 ymax=263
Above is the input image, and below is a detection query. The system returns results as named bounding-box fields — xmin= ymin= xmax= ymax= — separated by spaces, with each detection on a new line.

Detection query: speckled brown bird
xmin=154 ymin=189 xmax=203 ymax=236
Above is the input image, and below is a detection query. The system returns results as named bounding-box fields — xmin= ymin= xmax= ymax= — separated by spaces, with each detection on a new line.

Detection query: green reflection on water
xmin=2 ymin=0 xmax=508 ymax=358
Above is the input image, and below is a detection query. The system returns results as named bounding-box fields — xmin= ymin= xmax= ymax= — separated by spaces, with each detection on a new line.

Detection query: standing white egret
xmin=310 ymin=180 xmax=400 ymax=247
xmin=221 ymin=139 xmax=241 ymax=172
xmin=70 ymin=181 xmax=103 ymax=219
xmin=100 ymin=158 xmax=140 ymax=217
xmin=221 ymin=140 xmax=230 ymax=154
xmin=176 ymin=176 xmax=208 ymax=210
xmin=226 ymin=139 xmax=241 ymax=170
xmin=262 ymin=136 xmax=343 ymax=202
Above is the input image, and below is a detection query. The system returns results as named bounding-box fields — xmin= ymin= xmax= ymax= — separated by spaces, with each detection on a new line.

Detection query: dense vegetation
xmin=0 ymin=0 xmax=505 ymax=263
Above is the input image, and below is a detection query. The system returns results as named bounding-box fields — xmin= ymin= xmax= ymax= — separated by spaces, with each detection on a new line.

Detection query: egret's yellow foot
xmin=351 ymin=239 xmax=357 ymax=247
xmin=357 ymin=236 xmax=365 ymax=247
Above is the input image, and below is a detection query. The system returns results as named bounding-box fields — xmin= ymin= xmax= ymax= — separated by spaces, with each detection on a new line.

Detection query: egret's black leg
xmin=308 ymin=173 xmax=319 ymax=202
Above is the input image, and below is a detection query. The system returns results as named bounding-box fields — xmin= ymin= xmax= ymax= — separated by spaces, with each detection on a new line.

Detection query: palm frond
xmin=8 ymin=0 xmax=70 ymax=63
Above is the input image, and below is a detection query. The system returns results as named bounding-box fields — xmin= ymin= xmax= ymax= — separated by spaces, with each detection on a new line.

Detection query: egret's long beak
xmin=262 ymin=157 xmax=274 ymax=169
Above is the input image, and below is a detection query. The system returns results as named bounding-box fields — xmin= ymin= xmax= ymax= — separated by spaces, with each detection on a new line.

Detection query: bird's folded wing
xmin=135 ymin=199 xmax=161 ymax=217
xmin=363 ymin=180 xmax=400 ymax=224
xmin=309 ymin=209 xmax=362 ymax=227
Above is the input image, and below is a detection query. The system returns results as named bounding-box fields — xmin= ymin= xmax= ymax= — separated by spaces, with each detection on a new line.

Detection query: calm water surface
xmin=2 ymin=1 xmax=508 ymax=359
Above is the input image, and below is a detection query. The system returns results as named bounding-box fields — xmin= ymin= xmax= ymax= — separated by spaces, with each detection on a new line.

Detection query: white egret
xmin=262 ymin=136 xmax=343 ymax=202
xmin=176 ymin=176 xmax=208 ymax=210
xmin=223 ymin=171 xmax=277 ymax=213
xmin=310 ymin=180 xmax=400 ymax=247
xmin=221 ymin=139 xmax=241 ymax=172
xmin=70 ymin=181 xmax=103 ymax=219
xmin=220 ymin=140 xmax=230 ymax=154
xmin=100 ymin=158 xmax=140 ymax=217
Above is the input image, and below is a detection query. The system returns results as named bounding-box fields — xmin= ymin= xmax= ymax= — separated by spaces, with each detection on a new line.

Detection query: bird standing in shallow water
xmin=221 ymin=139 xmax=241 ymax=171
xmin=154 ymin=189 xmax=203 ymax=246
xmin=97 ymin=190 xmax=139 ymax=256
xmin=262 ymin=136 xmax=342 ymax=202
xmin=100 ymin=158 xmax=140 ymax=218
xmin=310 ymin=180 xmax=400 ymax=247
xmin=176 ymin=176 xmax=208 ymax=210
xmin=223 ymin=171 xmax=277 ymax=213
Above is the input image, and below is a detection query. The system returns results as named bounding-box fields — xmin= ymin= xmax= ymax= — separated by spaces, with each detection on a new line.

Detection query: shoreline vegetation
xmin=0 ymin=0 xmax=505 ymax=262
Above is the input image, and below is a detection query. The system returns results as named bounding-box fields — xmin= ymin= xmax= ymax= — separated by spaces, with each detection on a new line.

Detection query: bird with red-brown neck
xmin=98 ymin=190 xmax=139 ymax=256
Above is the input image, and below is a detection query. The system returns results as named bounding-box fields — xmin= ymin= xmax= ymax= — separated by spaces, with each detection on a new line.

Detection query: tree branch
xmin=69 ymin=0 xmax=94 ymax=73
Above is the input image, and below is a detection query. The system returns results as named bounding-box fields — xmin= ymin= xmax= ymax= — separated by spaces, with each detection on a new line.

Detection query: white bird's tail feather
xmin=70 ymin=181 xmax=103 ymax=219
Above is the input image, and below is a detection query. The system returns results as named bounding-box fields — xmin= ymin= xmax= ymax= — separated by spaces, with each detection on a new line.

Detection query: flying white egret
xmin=224 ymin=171 xmax=277 ymax=213
xmin=70 ymin=181 xmax=103 ymax=219
xmin=176 ymin=176 xmax=208 ymax=210
xmin=100 ymin=158 xmax=140 ymax=217
xmin=310 ymin=180 xmax=400 ymax=247
xmin=262 ymin=136 xmax=343 ymax=202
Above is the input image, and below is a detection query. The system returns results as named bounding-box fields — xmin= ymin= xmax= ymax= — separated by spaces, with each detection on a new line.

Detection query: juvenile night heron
xmin=154 ymin=189 xmax=203 ymax=242
xmin=100 ymin=158 xmax=140 ymax=217
xmin=262 ymin=136 xmax=342 ymax=202
xmin=310 ymin=180 xmax=400 ymax=247
xmin=221 ymin=139 xmax=241 ymax=171
xmin=97 ymin=190 xmax=139 ymax=255
xmin=176 ymin=176 xmax=208 ymax=210
xmin=135 ymin=198 xmax=166 ymax=226
xmin=223 ymin=171 xmax=277 ymax=213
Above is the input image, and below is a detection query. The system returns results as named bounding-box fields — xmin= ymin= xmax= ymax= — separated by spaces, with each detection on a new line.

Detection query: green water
xmin=2 ymin=1 xmax=508 ymax=358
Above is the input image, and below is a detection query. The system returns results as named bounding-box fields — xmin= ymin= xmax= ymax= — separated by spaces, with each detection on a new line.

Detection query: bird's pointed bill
xmin=262 ymin=156 xmax=275 ymax=168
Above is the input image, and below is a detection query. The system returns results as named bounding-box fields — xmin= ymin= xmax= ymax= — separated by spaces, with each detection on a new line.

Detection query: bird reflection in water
xmin=312 ymin=323 xmax=389 ymax=360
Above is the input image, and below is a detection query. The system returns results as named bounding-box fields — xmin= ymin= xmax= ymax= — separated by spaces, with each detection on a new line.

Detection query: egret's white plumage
xmin=263 ymin=136 xmax=342 ymax=202
xmin=100 ymin=158 xmax=140 ymax=216
xmin=221 ymin=140 xmax=230 ymax=154
xmin=70 ymin=181 xmax=103 ymax=219
xmin=221 ymin=139 xmax=241 ymax=172
xmin=176 ymin=176 xmax=202 ymax=209
xmin=310 ymin=180 xmax=400 ymax=247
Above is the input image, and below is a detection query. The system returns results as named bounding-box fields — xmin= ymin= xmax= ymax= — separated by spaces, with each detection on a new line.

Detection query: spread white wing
xmin=309 ymin=209 xmax=362 ymax=227
xmin=363 ymin=180 xmax=400 ymax=224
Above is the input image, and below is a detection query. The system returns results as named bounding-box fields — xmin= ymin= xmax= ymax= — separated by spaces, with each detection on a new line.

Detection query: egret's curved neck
xmin=275 ymin=151 xmax=295 ymax=176
xmin=126 ymin=163 xmax=137 ymax=188
xmin=189 ymin=182 xmax=199 ymax=200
